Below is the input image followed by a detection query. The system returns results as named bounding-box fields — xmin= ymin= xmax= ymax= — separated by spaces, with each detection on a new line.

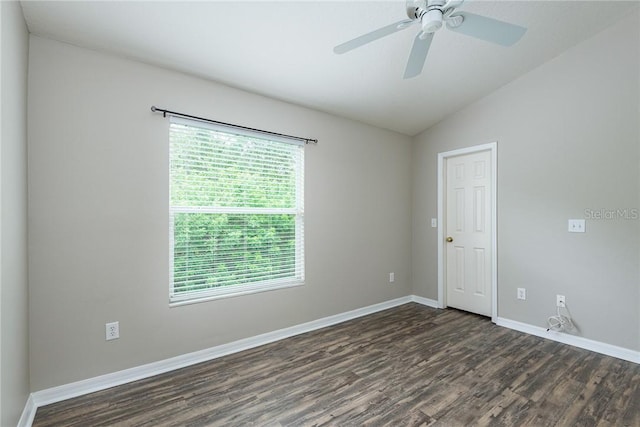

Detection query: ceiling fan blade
xmin=334 ymin=19 xmax=414 ymax=54
xmin=403 ymin=32 xmax=434 ymax=79
xmin=447 ymin=12 xmax=526 ymax=46
xmin=443 ymin=0 xmax=465 ymax=10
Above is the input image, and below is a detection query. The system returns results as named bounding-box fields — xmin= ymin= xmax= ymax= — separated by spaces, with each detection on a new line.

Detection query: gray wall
xmin=0 ymin=1 xmax=30 ymax=425
xmin=27 ymin=36 xmax=413 ymax=391
xmin=412 ymin=11 xmax=640 ymax=351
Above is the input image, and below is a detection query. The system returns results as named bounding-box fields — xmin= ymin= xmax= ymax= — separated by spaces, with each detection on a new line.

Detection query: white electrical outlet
xmin=389 ymin=272 xmax=395 ymax=283
xmin=556 ymin=295 xmax=566 ymax=308
xmin=517 ymin=288 xmax=526 ymax=300
xmin=106 ymin=321 xmax=120 ymax=341
xmin=568 ymin=219 xmax=586 ymax=233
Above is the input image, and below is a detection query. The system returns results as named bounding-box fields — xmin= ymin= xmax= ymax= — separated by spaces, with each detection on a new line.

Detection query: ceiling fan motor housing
xmin=409 ymin=0 xmax=448 ymax=34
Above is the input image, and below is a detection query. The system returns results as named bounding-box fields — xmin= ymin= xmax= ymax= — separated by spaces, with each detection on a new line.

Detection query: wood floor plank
xmin=33 ymin=304 xmax=640 ymax=426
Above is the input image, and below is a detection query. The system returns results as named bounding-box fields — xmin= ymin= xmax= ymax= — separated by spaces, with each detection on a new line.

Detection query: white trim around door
xmin=437 ymin=142 xmax=498 ymax=321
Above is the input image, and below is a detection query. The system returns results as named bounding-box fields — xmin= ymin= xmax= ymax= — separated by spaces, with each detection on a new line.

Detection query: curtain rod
xmin=151 ymin=106 xmax=318 ymax=145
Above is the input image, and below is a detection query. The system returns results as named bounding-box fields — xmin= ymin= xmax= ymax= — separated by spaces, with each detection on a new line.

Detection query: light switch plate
xmin=568 ymin=219 xmax=586 ymax=233
xmin=431 ymin=218 xmax=437 ymax=228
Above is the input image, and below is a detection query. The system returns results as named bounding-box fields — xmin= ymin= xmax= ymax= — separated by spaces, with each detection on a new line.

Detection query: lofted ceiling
xmin=20 ymin=1 xmax=639 ymax=136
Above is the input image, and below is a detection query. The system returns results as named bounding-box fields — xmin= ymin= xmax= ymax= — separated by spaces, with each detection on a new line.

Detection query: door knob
xmin=446 ymin=236 xmax=453 ymax=242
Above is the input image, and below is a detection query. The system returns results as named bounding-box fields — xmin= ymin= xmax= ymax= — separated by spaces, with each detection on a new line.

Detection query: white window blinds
xmin=169 ymin=117 xmax=305 ymax=304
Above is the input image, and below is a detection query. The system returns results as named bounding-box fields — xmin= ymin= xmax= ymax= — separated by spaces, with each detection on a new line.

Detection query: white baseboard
xmin=21 ymin=297 xmax=639 ymax=427
xmin=495 ymin=317 xmax=640 ymax=364
xmin=410 ymin=295 xmax=440 ymax=308
xmin=17 ymin=395 xmax=36 ymax=427
xmin=29 ymin=296 xmax=412 ymax=410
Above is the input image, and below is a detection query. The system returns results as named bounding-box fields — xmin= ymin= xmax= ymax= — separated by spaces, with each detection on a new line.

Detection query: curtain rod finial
xmin=151 ymin=106 xmax=157 ymax=112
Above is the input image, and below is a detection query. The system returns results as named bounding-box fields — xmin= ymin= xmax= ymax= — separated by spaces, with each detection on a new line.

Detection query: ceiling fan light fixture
xmin=422 ymin=8 xmax=443 ymax=33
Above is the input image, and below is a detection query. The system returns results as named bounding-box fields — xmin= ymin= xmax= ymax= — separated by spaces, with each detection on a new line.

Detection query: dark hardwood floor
xmin=33 ymin=303 xmax=640 ymax=426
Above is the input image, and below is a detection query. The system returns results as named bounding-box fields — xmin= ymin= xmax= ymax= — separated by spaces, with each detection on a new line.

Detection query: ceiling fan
xmin=334 ymin=0 xmax=527 ymax=79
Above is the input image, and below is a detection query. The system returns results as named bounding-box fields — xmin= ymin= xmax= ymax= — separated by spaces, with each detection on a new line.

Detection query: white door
xmin=445 ymin=150 xmax=492 ymax=316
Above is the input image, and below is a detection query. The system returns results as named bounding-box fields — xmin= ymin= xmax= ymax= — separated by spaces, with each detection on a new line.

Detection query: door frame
xmin=437 ymin=142 xmax=498 ymax=321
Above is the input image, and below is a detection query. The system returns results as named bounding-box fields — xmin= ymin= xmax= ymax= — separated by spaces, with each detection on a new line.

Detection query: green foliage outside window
xmin=172 ymin=213 xmax=296 ymax=293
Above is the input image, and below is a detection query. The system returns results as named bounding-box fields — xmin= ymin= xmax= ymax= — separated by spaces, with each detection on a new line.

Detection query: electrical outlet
xmin=568 ymin=219 xmax=586 ymax=233
xmin=517 ymin=288 xmax=526 ymax=300
xmin=389 ymin=272 xmax=395 ymax=283
xmin=106 ymin=321 xmax=119 ymax=341
xmin=556 ymin=295 xmax=566 ymax=308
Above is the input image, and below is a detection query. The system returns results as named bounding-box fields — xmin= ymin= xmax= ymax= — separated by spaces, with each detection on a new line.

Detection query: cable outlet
xmin=389 ymin=272 xmax=395 ymax=283
xmin=106 ymin=321 xmax=120 ymax=341
xmin=517 ymin=288 xmax=526 ymax=300
xmin=556 ymin=295 xmax=566 ymax=308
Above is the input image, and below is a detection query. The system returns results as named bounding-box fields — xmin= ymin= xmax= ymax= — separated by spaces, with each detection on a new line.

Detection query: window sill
xmin=169 ymin=280 xmax=305 ymax=308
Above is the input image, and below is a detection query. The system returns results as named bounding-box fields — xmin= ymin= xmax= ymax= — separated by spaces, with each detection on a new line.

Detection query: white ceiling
xmin=20 ymin=1 xmax=639 ymax=136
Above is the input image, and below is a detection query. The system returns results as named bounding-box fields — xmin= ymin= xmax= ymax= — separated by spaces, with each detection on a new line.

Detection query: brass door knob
xmin=446 ymin=236 xmax=453 ymax=242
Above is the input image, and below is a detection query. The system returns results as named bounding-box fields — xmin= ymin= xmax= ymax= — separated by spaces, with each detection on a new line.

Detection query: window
xmin=169 ymin=117 xmax=304 ymax=304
